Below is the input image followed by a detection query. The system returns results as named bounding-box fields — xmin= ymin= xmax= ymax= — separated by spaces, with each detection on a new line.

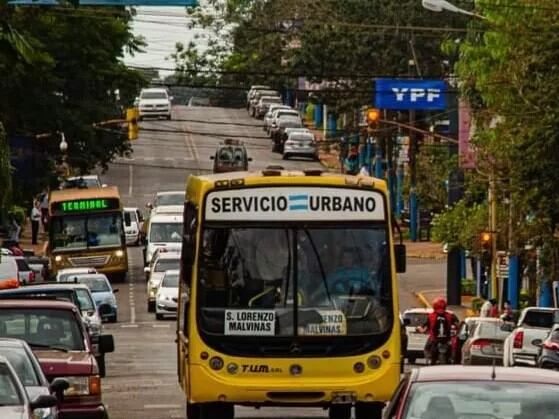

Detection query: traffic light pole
xmin=489 ymin=173 xmax=498 ymax=301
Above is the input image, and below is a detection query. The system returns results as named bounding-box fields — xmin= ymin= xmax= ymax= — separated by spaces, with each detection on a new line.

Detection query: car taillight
xmin=543 ymin=341 xmax=559 ymax=351
xmin=472 ymin=339 xmax=491 ymax=350
xmin=513 ymin=330 xmax=524 ymax=348
xmin=29 ymin=271 xmax=35 ymax=283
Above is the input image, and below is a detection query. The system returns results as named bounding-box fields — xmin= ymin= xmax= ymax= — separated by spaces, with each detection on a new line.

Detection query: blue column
xmin=374 ymin=143 xmax=383 ymax=179
xmin=539 ymin=280 xmax=553 ymax=307
xmin=365 ymin=138 xmax=372 ymax=173
xmin=476 ymin=258 xmax=482 ymax=297
xmin=327 ymin=113 xmax=337 ymax=138
xmin=396 ymin=164 xmax=404 ymax=218
xmin=285 ymin=89 xmax=293 ymax=107
xmin=508 ymin=255 xmax=519 ymax=309
xmin=410 ymin=189 xmax=418 ymax=242
xmin=314 ymin=104 xmax=323 ymax=127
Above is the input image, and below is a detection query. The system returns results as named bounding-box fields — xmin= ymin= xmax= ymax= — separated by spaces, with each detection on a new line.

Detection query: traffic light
xmin=126 ymin=108 xmax=139 ymax=141
xmin=480 ymin=231 xmax=492 ymax=266
xmin=366 ymin=108 xmax=381 ymax=135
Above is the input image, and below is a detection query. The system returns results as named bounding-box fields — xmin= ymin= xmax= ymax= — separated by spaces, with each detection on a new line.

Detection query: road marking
xmin=128 ymin=164 xmax=133 ymax=197
xmin=152 ymin=324 xmax=170 ymax=328
xmin=182 ymin=121 xmax=199 ymax=163
xmin=143 ymin=404 xmax=182 ymax=410
xmin=121 ymin=324 xmax=139 ymax=328
xmin=129 ymin=282 xmax=136 ymax=324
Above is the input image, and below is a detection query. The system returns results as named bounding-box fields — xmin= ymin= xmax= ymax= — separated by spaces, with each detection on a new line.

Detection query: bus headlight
xmin=54 ymin=255 xmax=63 ymax=263
xmin=367 ymin=355 xmax=382 ymax=369
xmin=209 ymin=357 xmax=224 ymax=370
xmin=115 ymin=250 xmax=124 ymax=258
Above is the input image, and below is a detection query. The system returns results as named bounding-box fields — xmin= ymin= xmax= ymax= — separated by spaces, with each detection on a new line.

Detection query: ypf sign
xmin=374 ymin=79 xmax=447 ymax=110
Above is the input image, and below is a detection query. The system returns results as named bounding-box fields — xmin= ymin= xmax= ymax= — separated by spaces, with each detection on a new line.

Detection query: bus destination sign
xmin=54 ymin=198 xmax=119 ymax=214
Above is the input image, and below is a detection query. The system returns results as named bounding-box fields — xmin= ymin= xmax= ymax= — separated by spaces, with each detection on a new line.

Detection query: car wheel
xmin=96 ymin=355 xmax=106 ymax=378
xmin=199 ymin=403 xmax=234 ymax=419
xmin=156 ymin=313 xmax=163 ymax=320
xmin=355 ymin=402 xmax=384 ymax=419
xmin=148 ymin=301 xmax=155 ymax=313
xmin=328 ymin=405 xmax=351 ymax=419
xmin=186 ymin=402 xmax=201 ymax=419
xmin=110 ymin=314 xmax=117 ymax=323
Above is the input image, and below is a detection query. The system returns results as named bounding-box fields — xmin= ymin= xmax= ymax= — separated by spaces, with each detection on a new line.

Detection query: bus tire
xmin=199 ymin=403 xmax=234 ymax=419
xmin=355 ymin=402 xmax=384 ymax=419
xmin=186 ymin=402 xmax=201 ymax=419
xmin=328 ymin=405 xmax=351 ymax=419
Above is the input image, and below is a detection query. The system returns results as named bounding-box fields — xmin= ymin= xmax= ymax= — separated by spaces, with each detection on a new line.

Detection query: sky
xmin=123 ymin=7 xmax=207 ymax=76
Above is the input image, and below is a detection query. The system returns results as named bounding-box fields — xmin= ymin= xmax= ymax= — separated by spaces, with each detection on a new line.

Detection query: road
xmin=100 ymin=105 xmax=446 ymax=419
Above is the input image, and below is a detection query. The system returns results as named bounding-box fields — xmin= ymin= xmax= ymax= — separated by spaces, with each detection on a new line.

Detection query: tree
xmin=0 ymin=123 xmax=11 ymax=210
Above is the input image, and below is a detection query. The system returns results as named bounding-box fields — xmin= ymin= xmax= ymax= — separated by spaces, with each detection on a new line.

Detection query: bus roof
xmin=49 ymin=186 xmax=121 ymax=204
xmin=186 ymin=170 xmax=387 ymax=204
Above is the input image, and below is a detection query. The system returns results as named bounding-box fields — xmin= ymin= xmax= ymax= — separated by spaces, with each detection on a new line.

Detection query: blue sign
xmin=9 ymin=0 xmax=197 ymax=5
xmin=375 ymin=79 xmax=447 ymax=110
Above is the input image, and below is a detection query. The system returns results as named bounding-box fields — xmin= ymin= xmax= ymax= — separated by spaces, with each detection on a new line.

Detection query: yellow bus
xmin=177 ymin=169 xmax=406 ymax=419
xmin=47 ymin=187 xmax=128 ymax=281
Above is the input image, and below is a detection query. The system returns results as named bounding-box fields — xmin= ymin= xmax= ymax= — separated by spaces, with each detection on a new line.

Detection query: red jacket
xmin=425 ymin=311 xmax=456 ymax=341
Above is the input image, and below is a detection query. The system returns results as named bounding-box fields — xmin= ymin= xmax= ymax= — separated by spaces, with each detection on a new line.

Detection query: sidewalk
xmin=415 ymin=289 xmax=477 ymax=320
xmin=406 ymin=240 xmax=445 ymax=259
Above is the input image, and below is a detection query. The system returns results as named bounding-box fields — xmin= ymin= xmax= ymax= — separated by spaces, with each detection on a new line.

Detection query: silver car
xmin=255 ymin=96 xmax=283 ymax=118
xmin=282 ymin=132 xmax=318 ymax=160
xmin=263 ymin=104 xmax=291 ymax=131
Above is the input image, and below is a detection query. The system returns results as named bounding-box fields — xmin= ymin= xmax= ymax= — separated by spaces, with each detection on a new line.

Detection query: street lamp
xmin=421 ymin=0 xmax=487 ymax=20
xmin=59 ymin=132 xmax=68 ymax=154
xmin=58 ymin=132 xmax=70 ymax=178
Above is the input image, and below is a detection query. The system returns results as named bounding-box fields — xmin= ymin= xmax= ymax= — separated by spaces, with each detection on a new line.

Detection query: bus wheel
xmin=186 ymin=402 xmax=201 ymax=419
xmin=199 ymin=403 xmax=234 ymax=419
xmin=328 ymin=405 xmax=351 ymax=419
xmin=355 ymin=402 xmax=384 ymax=419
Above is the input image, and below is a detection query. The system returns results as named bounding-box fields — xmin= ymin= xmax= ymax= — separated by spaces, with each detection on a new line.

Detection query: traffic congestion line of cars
xmin=246 ymin=85 xmax=319 ymax=161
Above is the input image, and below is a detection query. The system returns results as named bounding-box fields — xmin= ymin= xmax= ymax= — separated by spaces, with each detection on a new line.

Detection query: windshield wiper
xmin=28 ymin=342 xmax=69 ymax=352
xmin=303 ymin=229 xmax=333 ymax=306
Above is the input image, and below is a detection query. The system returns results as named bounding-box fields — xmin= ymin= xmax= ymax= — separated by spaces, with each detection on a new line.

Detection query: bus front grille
xmin=69 ymin=255 xmax=110 ymax=267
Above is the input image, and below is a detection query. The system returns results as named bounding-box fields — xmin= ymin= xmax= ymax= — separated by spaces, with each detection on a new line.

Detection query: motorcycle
xmin=435 ymin=340 xmax=450 ymax=365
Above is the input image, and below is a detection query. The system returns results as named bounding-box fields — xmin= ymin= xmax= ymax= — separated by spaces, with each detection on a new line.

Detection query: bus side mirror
xmin=395 ymin=244 xmax=406 ymax=273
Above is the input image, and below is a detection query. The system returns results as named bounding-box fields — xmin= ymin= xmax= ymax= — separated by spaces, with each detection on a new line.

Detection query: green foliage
xmin=431 ymin=200 xmax=487 ymax=253
xmin=0 ymin=123 xmax=11 ymax=209
xmin=416 ymin=146 xmax=458 ymax=213
xmin=8 ymin=205 xmax=25 ymax=226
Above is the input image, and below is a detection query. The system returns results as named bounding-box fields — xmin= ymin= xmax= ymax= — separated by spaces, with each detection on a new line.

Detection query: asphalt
xmin=19 ymin=105 xmax=449 ymax=419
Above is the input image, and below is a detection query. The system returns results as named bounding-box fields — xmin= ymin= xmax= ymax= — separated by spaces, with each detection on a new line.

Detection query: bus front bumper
xmin=187 ymin=361 xmax=400 ymax=406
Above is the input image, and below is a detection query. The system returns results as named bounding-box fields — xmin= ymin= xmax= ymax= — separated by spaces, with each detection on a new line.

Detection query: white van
xmin=123 ymin=207 xmax=143 ymax=246
xmin=143 ymin=213 xmax=183 ymax=266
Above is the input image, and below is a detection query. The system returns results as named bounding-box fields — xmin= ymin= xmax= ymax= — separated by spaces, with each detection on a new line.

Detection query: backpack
xmin=433 ymin=313 xmax=451 ymax=339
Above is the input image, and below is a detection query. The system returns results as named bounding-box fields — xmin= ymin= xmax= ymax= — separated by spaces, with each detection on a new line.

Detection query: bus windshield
xmin=51 ymin=213 xmax=123 ymax=251
xmin=198 ymin=227 xmax=392 ymax=340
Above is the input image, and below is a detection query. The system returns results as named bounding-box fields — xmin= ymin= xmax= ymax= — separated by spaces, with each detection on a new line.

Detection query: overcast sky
xmin=124 ymin=7 xmax=207 ymax=76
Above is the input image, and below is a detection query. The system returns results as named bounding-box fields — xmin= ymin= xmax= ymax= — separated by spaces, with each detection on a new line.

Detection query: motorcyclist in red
xmin=416 ymin=297 xmax=459 ymax=365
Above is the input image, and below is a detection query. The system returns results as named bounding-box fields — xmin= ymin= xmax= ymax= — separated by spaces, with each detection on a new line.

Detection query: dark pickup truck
xmin=0 ymin=300 xmax=114 ymax=419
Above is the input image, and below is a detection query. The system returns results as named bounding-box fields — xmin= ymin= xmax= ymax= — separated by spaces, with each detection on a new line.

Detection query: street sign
xmin=374 ymin=79 xmax=447 ymax=110
xmin=9 ymin=0 xmax=197 ymax=5
xmin=497 ymin=251 xmax=509 ymax=280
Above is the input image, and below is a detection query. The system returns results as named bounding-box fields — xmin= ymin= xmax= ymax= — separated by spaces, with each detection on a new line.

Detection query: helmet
xmin=432 ymin=297 xmax=447 ymax=313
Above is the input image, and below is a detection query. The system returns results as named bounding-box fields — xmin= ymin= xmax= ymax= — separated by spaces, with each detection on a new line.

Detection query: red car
xmin=384 ymin=365 xmax=559 ymax=419
xmin=0 ymin=300 xmax=114 ymax=419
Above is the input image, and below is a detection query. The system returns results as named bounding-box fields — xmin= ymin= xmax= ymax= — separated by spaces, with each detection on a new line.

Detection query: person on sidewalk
xmin=8 ymin=215 xmax=21 ymax=243
xmin=30 ymin=200 xmax=41 ymax=245
xmin=500 ymin=300 xmax=514 ymax=322
xmin=39 ymin=189 xmax=49 ymax=233
xmin=480 ymin=298 xmax=497 ymax=317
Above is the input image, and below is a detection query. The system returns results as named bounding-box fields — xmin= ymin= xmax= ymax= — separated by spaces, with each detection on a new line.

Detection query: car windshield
xmin=218 ymin=147 xmax=245 ymax=166
xmin=523 ymin=311 xmax=555 ymax=328
xmin=162 ymin=273 xmax=179 ymax=288
xmin=403 ymin=382 xmax=559 ymax=419
xmin=51 ymin=213 xmax=123 ymax=251
xmin=76 ymin=289 xmax=95 ymax=311
xmin=0 ymin=364 xmax=23 ymax=406
xmin=149 ymin=222 xmax=183 ymax=242
xmin=79 ymin=277 xmax=110 ymax=293
xmin=155 ymin=194 xmax=184 ymax=206
xmin=154 ymin=259 xmax=180 ymax=272
xmin=0 ymin=308 xmax=85 ymax=351
xmin=198 ymin=227 xmax=392 ymax=338
xmin=261 ymin=97 xmax=282 ymax=104
xmin=141 ymin=92 xmax=167 ymax=100
xmin=404 ymin=312 xmax=429 ymax=327
xmin=0 ymin=347 xmax=40 ymax=386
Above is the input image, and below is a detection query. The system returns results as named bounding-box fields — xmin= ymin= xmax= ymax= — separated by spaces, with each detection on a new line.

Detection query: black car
xmin=210 ymin=139 xmax=252 ymax=173
xmin=535 ymin=323 xmax=559 ymax=370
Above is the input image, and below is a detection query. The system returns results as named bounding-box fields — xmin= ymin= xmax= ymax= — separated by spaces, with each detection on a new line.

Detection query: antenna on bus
xmin=491 ymin=358 xmax=496 ymax=380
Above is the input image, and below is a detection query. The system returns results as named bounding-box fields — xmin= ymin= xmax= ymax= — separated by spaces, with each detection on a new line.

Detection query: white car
xmin=146 ymin=190 xmax=185 ymax=214
xmin=143 ymin=213 xmax=183 ymax=266
xmin=138 ymin=88 xmax=172 ymax=120
xmin=145 ymin=252 xmax=180 ymax=312
xmin=503 ymin=307 xmax=559 ymax=367
xmin=56 ymin=267 xmax=97 ymax=282
xmin=264 ymin=104 xmax=291 ymax=131
xmin=283 ymin=131 xmax=318 ymax=161
xmin=402 ymin=308 xmax=432 ymax=364
xmin=123 ymin=207 xmax=143 ymax=246
xmin=155 ymin=269 xmax=179 ymax=320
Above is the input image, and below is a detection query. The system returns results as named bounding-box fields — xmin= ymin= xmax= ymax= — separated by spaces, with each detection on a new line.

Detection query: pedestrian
xmin=39 ymin=189 xmax=49 ymax=233
xmin=501 ymin=300 xmax=514 ymax=322
xmin=8 ymin=214 xmax=21 ymax=243
xmin=480 ymin=298 xmax=497 ymax=317
xmin=30 ymin=200 xmax=41 ymax=245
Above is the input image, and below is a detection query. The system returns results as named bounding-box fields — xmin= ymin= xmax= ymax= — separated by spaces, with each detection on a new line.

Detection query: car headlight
xmin=115 ymin=249 xmax=124 ymax=258
xmin=64 ymin=375 xmax=101 ymax=396
xmin=54 ymin=255 xmax=63 ymax=263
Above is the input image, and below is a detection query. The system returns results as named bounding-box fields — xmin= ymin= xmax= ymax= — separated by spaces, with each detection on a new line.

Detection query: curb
xmin=414 ymin=291 xmax=432 ymax=308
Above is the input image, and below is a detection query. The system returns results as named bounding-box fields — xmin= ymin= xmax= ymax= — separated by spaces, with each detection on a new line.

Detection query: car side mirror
xmin=50 ymin=377 xmax=69 ymax=394
xmin=113 ymin=288 xmax=119 ymax=293
xmin=31 ymin=394 xmax=58 ymax=410
xmin=99 ymin=334 xmax=115 ymax=353
xmin=532 ymin=339 xmax=543 ymax=347
xmin=395 ymin=244 xmax=406 ymax=273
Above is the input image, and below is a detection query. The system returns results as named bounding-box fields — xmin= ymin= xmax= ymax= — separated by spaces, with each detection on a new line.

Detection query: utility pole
xmin=489 ymin=172 xmax=498 ymax=301
xmin=408 ymin=58 xmax=418 ymax=242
